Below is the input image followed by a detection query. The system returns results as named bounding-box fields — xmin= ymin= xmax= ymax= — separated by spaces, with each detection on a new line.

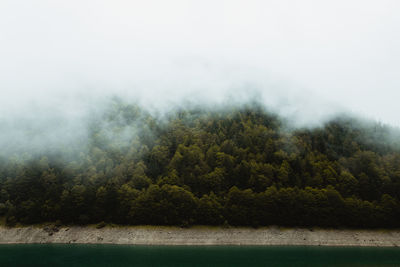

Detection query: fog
xmin=1 ymin=0 xmax=400 ymax=154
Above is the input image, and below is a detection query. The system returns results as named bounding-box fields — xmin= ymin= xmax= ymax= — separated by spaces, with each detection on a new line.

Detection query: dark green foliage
xmin=1 ymin=100 xmax=400 ymax=228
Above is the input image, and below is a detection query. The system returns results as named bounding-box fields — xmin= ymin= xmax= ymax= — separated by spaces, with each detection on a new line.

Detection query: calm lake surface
xmin=0 ymin=244 xmax=399 ymax=266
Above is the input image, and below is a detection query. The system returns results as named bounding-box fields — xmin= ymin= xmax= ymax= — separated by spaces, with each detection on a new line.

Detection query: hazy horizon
xmin=1 ymin=0 xmax=400 ymax=154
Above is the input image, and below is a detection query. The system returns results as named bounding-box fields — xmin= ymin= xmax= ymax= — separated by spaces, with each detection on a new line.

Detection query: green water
xmin=0 ymin=245 xmax=399 ymax=267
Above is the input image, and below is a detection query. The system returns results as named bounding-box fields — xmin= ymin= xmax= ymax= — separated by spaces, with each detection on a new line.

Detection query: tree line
xmin=0 ymin=100 xmax=399 ymax=228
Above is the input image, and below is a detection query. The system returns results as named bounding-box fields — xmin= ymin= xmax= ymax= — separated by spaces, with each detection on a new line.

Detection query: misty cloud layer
xmin=1 ymin=0 xmax=400 ymax=155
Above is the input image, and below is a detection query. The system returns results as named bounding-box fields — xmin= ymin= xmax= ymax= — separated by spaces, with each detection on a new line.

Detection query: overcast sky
xmin=1 ymin=0 xmax=400 ymax=126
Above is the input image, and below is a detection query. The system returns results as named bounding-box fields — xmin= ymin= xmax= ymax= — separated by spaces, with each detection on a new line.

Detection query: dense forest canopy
xmin=1 ymin=99 xmax=400 ymax=228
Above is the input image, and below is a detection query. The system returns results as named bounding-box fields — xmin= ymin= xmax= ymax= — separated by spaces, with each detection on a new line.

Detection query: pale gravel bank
xmin=0 ymin=226 xmax=399 ymax=247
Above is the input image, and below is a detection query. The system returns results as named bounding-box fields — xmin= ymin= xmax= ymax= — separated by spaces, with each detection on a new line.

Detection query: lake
xmin=0 ymin=244 xmax=399 ymax=266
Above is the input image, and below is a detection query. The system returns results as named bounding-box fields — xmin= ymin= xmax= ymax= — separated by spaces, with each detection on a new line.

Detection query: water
xmin=0 ymin=244 xmax=399 ymax=266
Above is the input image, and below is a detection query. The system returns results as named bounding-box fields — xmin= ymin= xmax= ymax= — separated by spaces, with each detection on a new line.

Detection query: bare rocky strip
xmin=0 ymin=226 xmax=399 ymax=247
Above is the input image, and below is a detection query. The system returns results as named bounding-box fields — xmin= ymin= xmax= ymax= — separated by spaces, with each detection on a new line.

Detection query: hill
xmin=1 ymin=100 xmax=399 ymax=228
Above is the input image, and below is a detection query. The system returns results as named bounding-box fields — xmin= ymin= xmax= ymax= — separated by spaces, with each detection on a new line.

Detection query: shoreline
xmin=0 ymin=226 xmax=399 ymax=247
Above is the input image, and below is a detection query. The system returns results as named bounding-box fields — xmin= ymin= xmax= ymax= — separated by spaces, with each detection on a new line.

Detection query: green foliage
xmin=1 ymin=101 xmax=400 ymax=228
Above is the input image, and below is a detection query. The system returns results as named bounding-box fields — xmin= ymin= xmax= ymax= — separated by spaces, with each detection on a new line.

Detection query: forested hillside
xmin=1 ymin=100 xmax=400 ymax=228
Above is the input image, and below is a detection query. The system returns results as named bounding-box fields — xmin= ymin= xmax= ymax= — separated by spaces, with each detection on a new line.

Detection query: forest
xmin=1 ymin=99 xmax=400 ymax=228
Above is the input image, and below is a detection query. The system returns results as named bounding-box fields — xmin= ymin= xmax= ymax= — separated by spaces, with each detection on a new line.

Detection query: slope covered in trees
xmin=1 ymin=100 xmax=400 ymax=228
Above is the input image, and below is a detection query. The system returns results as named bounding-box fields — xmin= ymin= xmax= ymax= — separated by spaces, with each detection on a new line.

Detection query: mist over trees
xmin=0 ymin=99 xmax=399 ymax=228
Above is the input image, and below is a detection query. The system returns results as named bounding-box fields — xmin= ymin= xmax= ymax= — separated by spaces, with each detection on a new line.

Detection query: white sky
xmin=1 ymin=0 xmax=400 ymax=126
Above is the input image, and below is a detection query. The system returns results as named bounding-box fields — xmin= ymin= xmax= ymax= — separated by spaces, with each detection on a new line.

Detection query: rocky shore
xmin=0 ymin=226 xmax=399 ymax=247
